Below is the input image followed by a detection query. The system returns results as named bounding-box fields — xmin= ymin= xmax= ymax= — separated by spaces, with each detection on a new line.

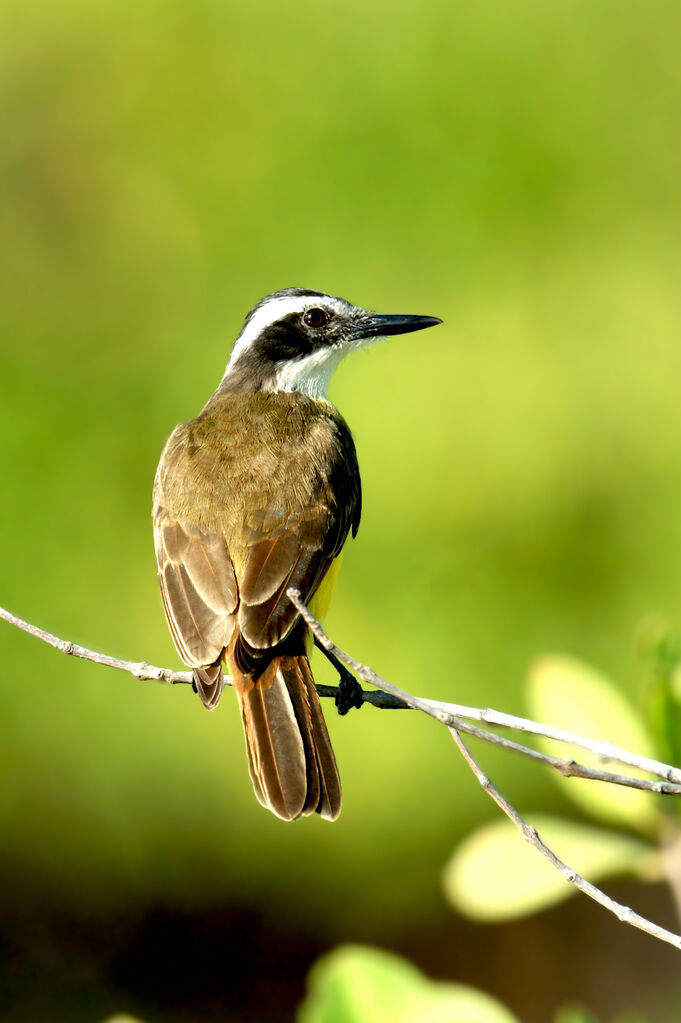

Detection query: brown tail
xmin=231 ymin=651 xmax=341 ymax=822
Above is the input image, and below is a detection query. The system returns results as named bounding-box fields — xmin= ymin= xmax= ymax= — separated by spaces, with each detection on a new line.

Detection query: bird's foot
xmin=313 ymin=635 xmax=364 ymax=715
xmin=335 ymin=669 xmax=364 ymax=716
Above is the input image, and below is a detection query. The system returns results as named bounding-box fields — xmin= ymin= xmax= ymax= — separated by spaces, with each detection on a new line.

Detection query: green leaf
xmin=527 ymin=656 xmax=660 ymax=832
xmin=443 ymin=815 xmax=656 ymax=921
xmin=298 ymin=945 xmax=521 ymax=1023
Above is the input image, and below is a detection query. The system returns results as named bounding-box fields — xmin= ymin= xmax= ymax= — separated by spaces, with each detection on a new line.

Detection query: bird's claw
xmin=335 ymin=671 xmax=364 ymax=716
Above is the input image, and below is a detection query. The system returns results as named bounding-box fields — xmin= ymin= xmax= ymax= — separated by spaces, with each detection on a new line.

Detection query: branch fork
xmin=2 ymin=595 xmax=680 ymax=951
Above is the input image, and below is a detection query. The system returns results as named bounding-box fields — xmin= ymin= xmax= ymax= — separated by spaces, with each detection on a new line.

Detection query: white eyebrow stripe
xmin=224 ymin=293 xmax=349 ymax=373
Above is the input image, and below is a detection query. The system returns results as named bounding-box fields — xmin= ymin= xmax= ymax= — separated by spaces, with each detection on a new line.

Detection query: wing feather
xmin=236 ymin=504 xmax=344 ymax=654
xmin=153 ymin=392 xmax=361 ymax=689
xmin=154 ymin=514 xmax=237 ymax=672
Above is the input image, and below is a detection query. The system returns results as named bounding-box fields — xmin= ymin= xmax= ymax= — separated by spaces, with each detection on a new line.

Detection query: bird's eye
xmin=303 ymin=307 xmax=328 ymax=329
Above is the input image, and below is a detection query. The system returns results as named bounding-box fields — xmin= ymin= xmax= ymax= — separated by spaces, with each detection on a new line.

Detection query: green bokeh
xmin=1 ymin=0 xmax=681 ymax=1017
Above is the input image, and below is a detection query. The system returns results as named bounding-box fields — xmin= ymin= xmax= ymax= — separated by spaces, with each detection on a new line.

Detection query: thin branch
xmin=0 ymin=605 xmax=195 ymax=686
xmin=6 ymin=600 xmax=669 ymax=795
xmin=1 ymin=601 xmax=679 ymax=795
xmin=0 ymin=604 xmax=405 ymax=709
xmin=447 ymin=717 xmax=681 ymax=796
xmin=314 ymin=684 xmax=408 ymax=710
xmin=449 ymin=726 xmax=681 ymax=952
xmin=3 ymin=596 xmax=681 ymax=948
xmin=288 ymin=589 xmax=681 ymax=787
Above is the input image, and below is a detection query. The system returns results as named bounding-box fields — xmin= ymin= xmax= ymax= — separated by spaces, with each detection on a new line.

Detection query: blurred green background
xmin=2 ymin=0 xmax=681 ymax=1019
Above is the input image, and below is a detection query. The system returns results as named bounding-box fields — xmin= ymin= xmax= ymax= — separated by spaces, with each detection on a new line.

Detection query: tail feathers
xmin=193 ymin=661 xmax=223 ymax=709
xmin=281 ymin=666 xmax=322 ymax=816
xmin=234 ymin=654 xmax=341 ymax=822
xmin=304 ymin=674 xmax=342 ymax=820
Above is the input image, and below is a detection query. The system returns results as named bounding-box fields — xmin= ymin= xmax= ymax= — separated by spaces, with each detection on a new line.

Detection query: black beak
xmin=354 ymin=313 xmax=442 ymax=340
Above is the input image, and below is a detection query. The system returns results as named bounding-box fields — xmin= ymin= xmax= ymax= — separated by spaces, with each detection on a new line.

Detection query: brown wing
xmin=154 ymin=510 xmax=239 ymax=706
xmin=233 ymin=495 xmax=352 ymax=672
xmin=235 ymin=405 xmax=362 ymax=662
xmin=153 ymin=395 xmax=361 ymax=698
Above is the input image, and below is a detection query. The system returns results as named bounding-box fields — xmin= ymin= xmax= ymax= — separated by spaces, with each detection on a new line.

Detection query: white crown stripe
xmin=225 ymin=294 xmax=350 ymax=372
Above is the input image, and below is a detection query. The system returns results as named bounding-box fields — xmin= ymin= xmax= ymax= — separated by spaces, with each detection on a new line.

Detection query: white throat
xmin=265 ymin=345 xmax=347 ymax=398
xmin=222 ymin=291 xmax=355 ymax=398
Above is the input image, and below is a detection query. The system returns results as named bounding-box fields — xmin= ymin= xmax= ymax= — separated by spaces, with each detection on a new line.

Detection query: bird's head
xmin=222 ymin=288 xmax=441 ymax=397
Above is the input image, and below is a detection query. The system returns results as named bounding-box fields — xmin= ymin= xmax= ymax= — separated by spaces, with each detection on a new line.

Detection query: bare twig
xmin=0 ymin=605 xmax=408 ymax=710
xmin=314 ymin=684 xmax=408 ymax=709
xmin=449 ymin=726 xmax=681 ymax=952
xmin=288 ymin=589 xmax=681 ymax=787
xmin=1 ymin=601 xmax=679 ymax=795
xmin=3 ymin=596 xmax=681 ymax=949
xmin=0 ymin=605 xmax=194 ymax=686
xmin=446 ymin=717 xmax=681 ymax=796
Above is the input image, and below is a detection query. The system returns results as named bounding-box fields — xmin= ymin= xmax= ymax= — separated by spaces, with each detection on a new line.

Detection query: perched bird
xmin=153 ymin=288 xmax=441 ymax=820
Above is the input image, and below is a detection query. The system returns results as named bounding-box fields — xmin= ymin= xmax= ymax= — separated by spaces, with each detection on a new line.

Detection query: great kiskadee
xmin=153 ymin=288 xmax=441 ymax=821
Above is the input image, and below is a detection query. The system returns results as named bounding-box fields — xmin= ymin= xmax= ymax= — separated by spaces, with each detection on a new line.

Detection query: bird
xmin=152 ymin=288 xmax=441 ymax=821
